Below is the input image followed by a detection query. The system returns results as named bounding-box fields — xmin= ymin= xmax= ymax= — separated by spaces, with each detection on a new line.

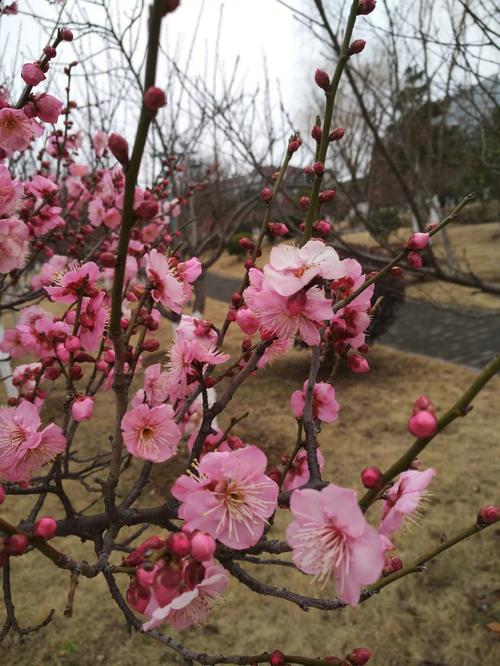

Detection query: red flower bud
xmin=477 ymin=505 xmax=500 ymax=525
xmin=166 ymin=532 xmax=191 ymax=558
xmin=99 ymin=252 xmax=116 ymax=268
xmin=319 ymin=189 xmax=336 ymax=203
xmin=313 ymin=161 xmax=325 ymax=175
xmin=144 ymin=86 xmax=166 ymax=111
xmin=69 ymin=364 xmax=83 ymax=380
xmin=347 ymin=39 xmax=366 ymax=56
xmin=406 ymin=232 xmax=429 ymax=251
xmin=361 ymin=466 xmax=383 ymax=489
xmin=311 ymin=125 xmax=322 ymax=141
xmin=268 ymin=222 xmax=289 ymax=237
xmin=0 ymin=485 xmax=5 ymax=505
xmin=33 ymin=516 xmax=57 ymax=540
xmin=190 ymin=532 xmax=216 ymax=561
xmin=314 ymin=68 xmax=330 ymax=90
xmin=298 ymin=196 xmax=310 ymax=209
xmin=287 ymin=138 xmax=301 ymax=155
xmin=357 ymin=0 xmax=377 ymax=15
xmin=43 ymin=46 xmax=57 ymax=59
xmin=163 ymin=0 xmax=181 ymax=13
xmin=142 ymin=338 xmax=160 ymax=352
xmin=136 ymin=199 xmax=159 ymax=220
xmin=406 ymin=251 xmax=423 ymax=269
xmin=408 ymin=410 xmax=437 ymax=438
xmin=329 ymin=127 xmax=345 ymax=141
xmin=60 ymin=28 xmax=74 ymax=41
xmin=347 ymin=648 xmax=372 ymax=665
xmin=108 ymin=132 xmax=129 ymax=166
xmin=269 ymin=651 xmax=286 ymax=666
xmin=390 ymin=266 xmax=403 ymax=277
xmin=261 ymin=187 xmax=273 ymax=202
xmin=347 ymin=354 xmax=369 ymax=373
xmin=7 ymin=534 xmax=29 ymax=556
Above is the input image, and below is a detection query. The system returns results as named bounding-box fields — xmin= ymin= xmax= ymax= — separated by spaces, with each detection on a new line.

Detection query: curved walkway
xmin=205 ymin=271 xmax=500 ymax=370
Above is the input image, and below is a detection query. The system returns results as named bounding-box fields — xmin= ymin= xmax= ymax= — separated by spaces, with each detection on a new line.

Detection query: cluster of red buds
xmin=405 ymin=231 xmax=430 ymax=269
xmin=125 ymin=530 xmax=216 ymax=613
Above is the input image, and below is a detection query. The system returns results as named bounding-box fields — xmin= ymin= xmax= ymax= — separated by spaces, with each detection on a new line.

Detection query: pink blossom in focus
xmin=172 ymin=446 xmax=279 ymax=549
xmin=290 ymin=381 xmax=339 ymax=422
xmin=0 ymin=400 xmax=66 ymax=483
xmin=287 ymin=484 xmax=385 ymax=606
xmin=263 ymin=240 xmax=345 ymax=296
xmin=379 ymin=468 xmax=436 ymax=538
xmin=0 ymin=108 xmax=43 ymax=155
xmin=45 ymin=261 xmax=100 ymax=303
xmin=244 ymin=268 xmax=332 ymax=346
xmin=121 ymin=403 xmax=181 ymax=463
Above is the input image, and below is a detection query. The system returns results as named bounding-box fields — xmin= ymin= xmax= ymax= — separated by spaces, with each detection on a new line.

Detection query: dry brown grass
xmin=2 ymin=297 xmax=500 ymax=665
xmin=212 ymin=223 xmax=500 ymax=310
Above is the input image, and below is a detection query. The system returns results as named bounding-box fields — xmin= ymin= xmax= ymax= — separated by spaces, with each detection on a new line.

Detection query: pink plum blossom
xmin=21 ymin=63 xmax=46 ymax=86
xmin=282 ymin=448 xmax=325 ymax=492
xmin=143 ymin=363 xmax=170 ymax=406
xmin=92 ymin=130 xmax=108 ymax=156
xmin=165 ymin=332 xmax=229 ymax=402
xmin=0 ymin=400 xmax=66 ymax=483
xmin=263 ymin=239 xmax=345 ymax=296
xmin=0 ymin=107 xmax=43 ymax=155
xmin=145 ymin=249 xmax=185 ymax=313
xmin=0 ymin=165 xmax=22 ymax=215
xmin=33 ymin=93 xmax=63 ymax=123
xmin=379 ymin=468 xmax=436 ymax=538
xmin=121 ymin=403 xmax=181 ymax=463
xmin=256 ymin=336 xmax=293 ymax=369
xmin=0 ymin=217 xmax=29 ymax=273
xmin=290 ymin=381 xmax=339 ymax=422
xmin=172 ymin=446 xmax=279 ymax=549
xmin=31 ymin=254 xmax=68 ymax=289
xmin=244 ymin=268 xmax=332 ymax=346
xmin=45 ymin=261 xmax=100 ymax=303
xmin=142 ymin=558 xmax=228 ymax=631
xmin=287 ymin=484 xmax=385 ymax=606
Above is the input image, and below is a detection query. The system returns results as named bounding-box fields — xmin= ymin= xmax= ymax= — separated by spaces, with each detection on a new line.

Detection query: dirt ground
xmin=2 ymin=296 xmax=500 ymax=666
xmin=212 ymin=223 xmax=500 ymax=310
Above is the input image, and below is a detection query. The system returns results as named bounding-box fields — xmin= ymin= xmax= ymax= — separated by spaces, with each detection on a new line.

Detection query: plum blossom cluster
xmin=1 ymin=2 xmax=499 ymax=664
xmin=125 ymin=531 xmax=227 ymax=631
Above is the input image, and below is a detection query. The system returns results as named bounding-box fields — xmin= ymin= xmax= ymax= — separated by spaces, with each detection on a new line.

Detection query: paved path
xmin=205 ymin=272 xmax=499 ymax=370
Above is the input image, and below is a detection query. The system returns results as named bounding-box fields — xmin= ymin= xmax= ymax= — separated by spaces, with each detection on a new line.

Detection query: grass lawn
xmin=2 ymin=297 xmax=500 ymax=666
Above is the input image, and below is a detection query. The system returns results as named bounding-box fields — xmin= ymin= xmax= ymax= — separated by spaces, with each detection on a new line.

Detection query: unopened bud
xmin=314 ymin=68 xmax=330 ymax=90
xmin=347 ymin=39 xmax=366 ymax=56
